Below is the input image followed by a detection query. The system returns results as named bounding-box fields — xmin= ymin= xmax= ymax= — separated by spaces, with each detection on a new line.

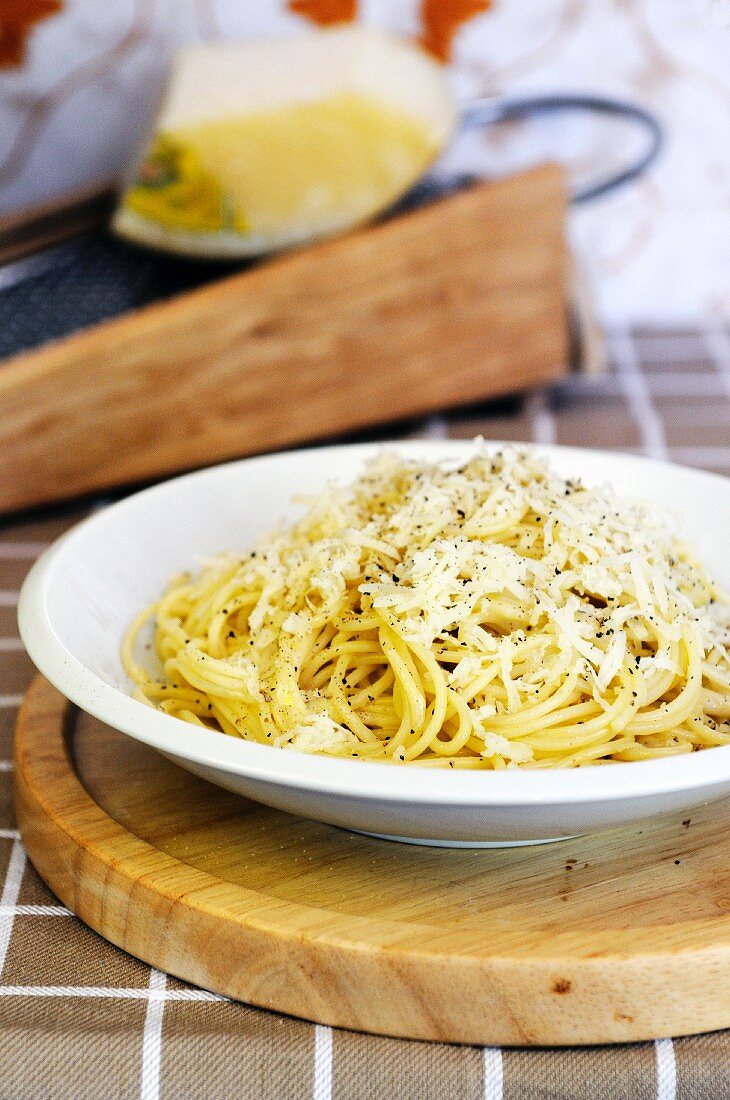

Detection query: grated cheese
xmin=127 ymin=444 xmax=730 ymax=768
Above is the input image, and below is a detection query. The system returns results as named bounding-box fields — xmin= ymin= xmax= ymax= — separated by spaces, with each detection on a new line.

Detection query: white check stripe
xmin=0 ymin=543 xmax=49 ymax=560
xmin=0 ymin=905 xmax=71 ymax=916
xmin=655 ymin=1038 xmax=677 ymax=1100
xmin=0 ymin=829 xmax=20 ymax=840
xmin=526 ymin=389 xmax=556 ymax=445
xmin=704 ymin=323 xmax=730 ymax=399
xmin=482 ymin=1047 xmax=504 ymax=1100
xmin=0 ymin=985 xmax=226 ymax=1000
xmin=611 ymin=329 xmax=668 ymax=461
xmin=140 ymin=969 xmax=167 ymax=1100
xmin=0 ymin=591 xmax=19 ymax=607
xmin=0 ymin=638 xmax=25 ymax=652
xmin=0 ymin=762 xmax=13 ymax=772
xmin=0 ymin=695 xmax=24 ymax=709
xmin=0 ymin=839 xmax=26 ymax=977
xmin=422 ymin=414 xmax=448 ymax=439
xmin=313 ymin=1025 xmax=333 ymax=1100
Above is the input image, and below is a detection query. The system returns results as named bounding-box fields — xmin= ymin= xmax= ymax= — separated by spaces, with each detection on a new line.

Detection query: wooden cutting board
xmin=18 ymin=675 xmax=730 ymax=1047
xmin=0 ymin=166 xmax=568 ymax=514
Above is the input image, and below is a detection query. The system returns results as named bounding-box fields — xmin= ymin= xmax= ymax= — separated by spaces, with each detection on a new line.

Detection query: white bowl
xmin=18 ymin=441 xmax=730 ymax=847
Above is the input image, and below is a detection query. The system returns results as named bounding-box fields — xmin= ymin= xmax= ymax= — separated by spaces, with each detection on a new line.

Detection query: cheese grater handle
xmin=459 ymin=92 xmax=663 ymax=204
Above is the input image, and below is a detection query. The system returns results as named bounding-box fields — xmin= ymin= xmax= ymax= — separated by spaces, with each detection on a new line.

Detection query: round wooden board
xmin=14 ymin=676 xmax=730 ymax=1046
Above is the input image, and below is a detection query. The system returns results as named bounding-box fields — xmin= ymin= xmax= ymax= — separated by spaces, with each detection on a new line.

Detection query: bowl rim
xmin=18 ymin=439 xmax=730 ymax=808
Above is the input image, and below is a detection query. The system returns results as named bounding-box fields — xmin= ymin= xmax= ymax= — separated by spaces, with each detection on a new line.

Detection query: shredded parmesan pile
xmin=124 ymin=448 xmax=730 ymax=768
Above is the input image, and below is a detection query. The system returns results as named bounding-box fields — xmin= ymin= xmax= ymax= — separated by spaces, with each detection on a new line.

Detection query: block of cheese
xmin=113 ymin=27 xmax=456 ymax=258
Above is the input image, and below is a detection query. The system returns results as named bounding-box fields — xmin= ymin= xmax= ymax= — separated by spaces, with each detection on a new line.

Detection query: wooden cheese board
xmin=0 ymin=166 xmax=569 ymax=514
xmin=16 ymin=675 xmax=730 ymax=1046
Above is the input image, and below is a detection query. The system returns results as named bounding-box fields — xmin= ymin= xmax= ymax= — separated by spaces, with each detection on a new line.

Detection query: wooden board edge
xmin=13 ymin=676 xmax=730 ymax=1046
xmin=0 ymin=165 xmax=570 ymax=514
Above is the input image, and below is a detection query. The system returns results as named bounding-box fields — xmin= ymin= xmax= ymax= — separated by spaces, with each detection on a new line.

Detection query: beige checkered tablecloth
xmin=1 ymin=326 xmax=730 ymax=1099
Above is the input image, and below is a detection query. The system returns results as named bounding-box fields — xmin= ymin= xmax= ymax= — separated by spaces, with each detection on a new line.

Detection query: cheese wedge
xmin=113 ymin=27 xmax=456 ymax=258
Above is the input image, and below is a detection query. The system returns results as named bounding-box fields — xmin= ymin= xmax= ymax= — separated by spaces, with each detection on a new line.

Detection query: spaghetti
xmin=123 ymin=449 xmax=730 ymax=768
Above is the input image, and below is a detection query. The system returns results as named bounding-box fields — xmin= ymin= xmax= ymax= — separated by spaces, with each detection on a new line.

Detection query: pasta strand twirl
xmin=123 ymin=448 xmax=730 ymax=768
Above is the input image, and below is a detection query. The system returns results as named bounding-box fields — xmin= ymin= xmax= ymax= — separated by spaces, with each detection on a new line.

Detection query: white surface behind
xmin=1 ymin=1 xmax=728 ymax=324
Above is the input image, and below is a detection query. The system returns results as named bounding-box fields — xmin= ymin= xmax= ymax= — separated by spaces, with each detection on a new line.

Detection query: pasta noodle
xmin=123 ymin=448 xmax=730 ymax=768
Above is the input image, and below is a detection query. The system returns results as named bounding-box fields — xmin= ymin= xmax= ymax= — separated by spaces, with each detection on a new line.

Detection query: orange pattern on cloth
xmin=288 ymin=0 xmax=356 ymax=26
xmin=0 ymin=0 xmax=63 ymax=67
xmin=288 ymin=0 xmax=491 ymax=60
xmin=419 ymin=0 xmax=492 ymax=62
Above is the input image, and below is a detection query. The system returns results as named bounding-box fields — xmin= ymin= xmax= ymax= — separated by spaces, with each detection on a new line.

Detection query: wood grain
xmin=0 ymin=166 xmax=568 ymax=514
xmin=14 ymin=675 xmax=730 ymax=1046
